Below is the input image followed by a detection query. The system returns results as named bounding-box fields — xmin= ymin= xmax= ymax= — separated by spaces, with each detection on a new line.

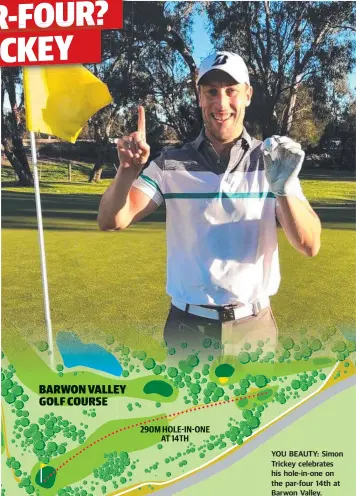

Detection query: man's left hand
xmin=262 ymin=135 xmax=305 ymax=196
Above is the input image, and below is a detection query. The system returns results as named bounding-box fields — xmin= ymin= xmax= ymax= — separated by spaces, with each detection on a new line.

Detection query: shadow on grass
xmin=2 ymin=190 xmax=355 ymax=231
xmin=300 ymin=170 xmax=356 ymax=181
xmin=2 ymin=190 xmax=166 ymax=230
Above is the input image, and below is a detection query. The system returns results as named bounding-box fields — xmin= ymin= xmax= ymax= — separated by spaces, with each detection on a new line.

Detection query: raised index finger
xmin=138 ymin=105 xmax=146 ymax=142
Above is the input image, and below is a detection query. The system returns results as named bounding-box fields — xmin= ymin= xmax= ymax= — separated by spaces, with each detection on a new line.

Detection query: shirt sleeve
xmin=132 ymin=157 xmax=164 ymax=206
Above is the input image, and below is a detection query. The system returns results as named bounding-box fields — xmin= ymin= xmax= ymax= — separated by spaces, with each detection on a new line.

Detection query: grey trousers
xmin=163 ymin=304 xmax=278 ymax=356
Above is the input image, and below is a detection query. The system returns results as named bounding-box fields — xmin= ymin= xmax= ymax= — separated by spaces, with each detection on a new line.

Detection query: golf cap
xmin=197 ymin=51 xmax=250 ymax=86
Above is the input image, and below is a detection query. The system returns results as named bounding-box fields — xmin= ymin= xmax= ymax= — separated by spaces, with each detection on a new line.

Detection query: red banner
xmin=0 ymin=0 xmax=122 ymax=66
xmin=0 ymin=0 xmax=122 ymax=32
xmin=0 ymin=29 xmax=102 ymax=66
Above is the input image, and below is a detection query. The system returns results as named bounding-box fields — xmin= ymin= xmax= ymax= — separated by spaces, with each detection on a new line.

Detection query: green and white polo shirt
xmin=132 ymin=129 xmax=305 ymax=306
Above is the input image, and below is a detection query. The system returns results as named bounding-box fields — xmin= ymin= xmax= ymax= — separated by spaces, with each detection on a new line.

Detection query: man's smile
xmin=211 ymin=113 xmax=234 ymax=123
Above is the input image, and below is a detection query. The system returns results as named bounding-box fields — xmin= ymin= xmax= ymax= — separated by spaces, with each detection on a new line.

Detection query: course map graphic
xmin=2 ymin=326 xmax=355 ymax=496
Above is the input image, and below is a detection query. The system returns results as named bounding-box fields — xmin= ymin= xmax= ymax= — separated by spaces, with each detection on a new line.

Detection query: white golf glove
xmin=262 ymin=135 xmax=305 ymax=196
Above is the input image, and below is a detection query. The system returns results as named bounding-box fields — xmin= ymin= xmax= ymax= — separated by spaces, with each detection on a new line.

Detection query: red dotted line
xmin=41 ymin=390 xmax=268 ymax=484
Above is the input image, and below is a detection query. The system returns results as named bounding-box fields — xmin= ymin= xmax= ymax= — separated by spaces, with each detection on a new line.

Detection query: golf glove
xmin=262 ymin=135 xmax=305 ymax=196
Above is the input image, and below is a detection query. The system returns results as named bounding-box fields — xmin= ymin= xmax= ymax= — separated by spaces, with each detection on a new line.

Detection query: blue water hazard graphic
xmin=56 ymin=331 xmax=123 ymax=377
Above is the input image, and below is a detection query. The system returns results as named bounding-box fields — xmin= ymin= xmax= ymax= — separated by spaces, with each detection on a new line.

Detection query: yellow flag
xmin=23 ymin=65 xmax=112 ymax=144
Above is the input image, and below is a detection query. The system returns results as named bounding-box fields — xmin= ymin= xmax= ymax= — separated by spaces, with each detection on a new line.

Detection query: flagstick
xmin=30 ymin=131 xmax=55 ymax=370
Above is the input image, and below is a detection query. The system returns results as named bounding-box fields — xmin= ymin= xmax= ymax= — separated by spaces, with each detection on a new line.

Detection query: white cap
xmin=197 ymin=51 xmax=250 ymax=86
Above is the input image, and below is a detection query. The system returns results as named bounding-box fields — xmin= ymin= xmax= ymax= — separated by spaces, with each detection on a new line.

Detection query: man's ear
xmin=197 ymin=85 xmax=202 ymax=108
xmin=245 ymin=85 xmax=253 ymax=107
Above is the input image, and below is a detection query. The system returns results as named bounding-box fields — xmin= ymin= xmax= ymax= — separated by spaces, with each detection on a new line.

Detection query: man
xmin=98 ymin=51 xmax=321 ymax=354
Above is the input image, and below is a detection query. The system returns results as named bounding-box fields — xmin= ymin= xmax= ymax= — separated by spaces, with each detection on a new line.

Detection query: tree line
xmin=2 ymin=1 xmax=355 ymax=185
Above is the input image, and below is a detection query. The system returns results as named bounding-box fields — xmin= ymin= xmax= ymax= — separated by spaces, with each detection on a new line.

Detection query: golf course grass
xmin=2 ymin=173 xmax=355 ymax=353
xmin=2 ymin=175 xmax=356 ymax=203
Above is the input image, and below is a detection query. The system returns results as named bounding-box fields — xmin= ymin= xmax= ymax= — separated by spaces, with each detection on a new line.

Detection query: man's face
xmin=198 ymin=71 xmax=253 ymax=143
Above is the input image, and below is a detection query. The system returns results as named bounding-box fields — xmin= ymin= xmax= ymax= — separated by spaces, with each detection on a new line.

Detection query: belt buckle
xmin=252 ymin=301 xmax=262 ymax=316
xmin=218 ymin=307 xmax=236 ymax=322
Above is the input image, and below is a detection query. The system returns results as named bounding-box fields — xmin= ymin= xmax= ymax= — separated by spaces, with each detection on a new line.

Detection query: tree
xmin=287 ymin=85 xmax=326 ymax=148
xmin=206 ymin=1 xmax=356 ymax=137
xmin=1 ymin=68 xmax=33 ymax=185
xmin=319 ymin=98 xmax=356 ymax=170
xmin=86 ymin=1 xmax=200 ymax=182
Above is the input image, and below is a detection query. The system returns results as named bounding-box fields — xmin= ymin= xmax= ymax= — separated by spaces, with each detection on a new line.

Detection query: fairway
xmin=2 ymin=181 xmax=355 ymax=350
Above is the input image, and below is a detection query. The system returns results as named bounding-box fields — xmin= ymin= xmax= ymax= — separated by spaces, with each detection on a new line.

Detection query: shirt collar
xmin=192 ymin=126 xmax=252 ymax=151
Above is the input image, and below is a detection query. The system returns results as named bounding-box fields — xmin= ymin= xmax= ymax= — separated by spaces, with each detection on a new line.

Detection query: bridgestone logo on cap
xmin=212 ymin=54 xmax=228 ymax=66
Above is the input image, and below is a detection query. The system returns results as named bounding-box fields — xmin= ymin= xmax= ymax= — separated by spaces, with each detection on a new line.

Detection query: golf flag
xmin=23 ymin=65 xmax=112 ymax=143
xmin=22 ymin=64 xmax=112 ymax=370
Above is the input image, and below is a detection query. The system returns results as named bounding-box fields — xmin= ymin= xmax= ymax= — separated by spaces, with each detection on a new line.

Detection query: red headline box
xmin=0 ymin=29 xmax=102 ymax=66
xmin=0 ymin=1 xmax=123 ymax=66
xmin=0 ymin=0 xmax=122 ymax=32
